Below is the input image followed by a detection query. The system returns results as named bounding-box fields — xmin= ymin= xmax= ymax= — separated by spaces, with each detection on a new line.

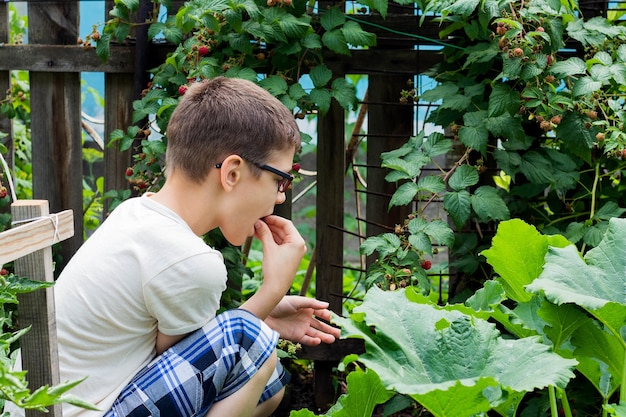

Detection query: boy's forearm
xmin=239 ymin=281 xmax=287 ymax=319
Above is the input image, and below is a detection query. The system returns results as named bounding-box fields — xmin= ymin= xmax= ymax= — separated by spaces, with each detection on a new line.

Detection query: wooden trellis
xmin=0 ymin=0 xmax=616 ymax=412
xmin=0 ymin=200 xmax=74 ymax=417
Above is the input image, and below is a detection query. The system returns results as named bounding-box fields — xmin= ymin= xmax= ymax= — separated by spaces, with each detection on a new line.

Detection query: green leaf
xmin=360 ymin=233 xmax=401 ymax=257
xmin=556 ymin=112 xmax=594 ymax=163
xmin=334 ymin=288 xmax=577 ymax=415
xmin=301 ymin=33 xmax=323 ymax=49
xmin=470 ymin=186 xmax=510 ymax=223
xmin=486 ymin=114 xmax=526 ymax=143
xmin=322 ymin=29 xmax=351 ymax=55
xmin=488 ymin=83 xmax=520 ymax=117
xmin=95 ymin=33 xmax=111 ymax=62
xmin=408 ymin=232 xmax=432 ymax=254
xmin=320 ymin=6 xmax=345 ymax=31
xmin=424 ymin=220 xmax=455 ymax=246
xmin=420 ymin=83 xmax=458 ymax=103
xmin=448 ymin=165 xmax=479 ymax=191
xmin=550 ymin=57 xmax=586 ymax=77
xmin=570 ymin=316 xmax=624 ymax=398
xmin=389 ymin=182 xmax=418 ymax=208
xmin=355 ymin=0 xmax=388 ymax=18
xmin=572 ymin=76 xmax=603 ymax=97
xmin=331 ymin=78 xmax=357 ymax=111
xmin=422 ymin=132 xmax=452 ymax=157
xmin=341 ymin=20 xmax=376 ymax=48
xmin=443 ymin=190 xmax=471 ymax=230
xmin=443 ymin=0 xmax=479 ymax=16
xmin=278 ymin=14 xmax=311 ymax=39
xmin=309 ymin=64 xmax=333 ymax=88
xmin=148 ymin=21 xmax=183 ymax=44
xmin=481 ymin=219 xmax=570 ymax=303
xmin=310 ymin=87 xmax=331 ymax=115
xmin=593 ymin=201 xmax=626 ymax=220
xmin=416 ymin=175 xmax=445 ymax=193
xmin=382 ymin=157 xmax=421 ymax=179
xmin=458 ymin=125 xmax=488 ymax=155
xmin=259 ymin=75 xmax=289 ymax=96
xmin=605 ymin=402 xmax=626 ymax=416
xmin=290 ymin=369 xmax=393 ymax=417
xmin=526 ymin=217 xmax=626 ymax=333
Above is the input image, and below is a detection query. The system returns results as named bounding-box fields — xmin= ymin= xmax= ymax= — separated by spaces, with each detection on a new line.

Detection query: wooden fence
xmin=0 ymin=0 xmax=614 ymax=412
xmin=0 ymin=1 xmax=437 ymax=409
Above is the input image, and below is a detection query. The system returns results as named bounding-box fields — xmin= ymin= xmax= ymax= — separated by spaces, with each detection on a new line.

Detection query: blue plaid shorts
xmin=103 ymin=309 xmax=289 ymax=417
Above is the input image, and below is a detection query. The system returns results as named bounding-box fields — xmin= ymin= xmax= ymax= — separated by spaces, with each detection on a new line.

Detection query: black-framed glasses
xmin=215 ymin=159 xmax=294 ymax=193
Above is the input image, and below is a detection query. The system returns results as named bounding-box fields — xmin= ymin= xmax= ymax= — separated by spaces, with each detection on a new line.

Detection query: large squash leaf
xmin=526 ymin=216 xmax=626 ymax=344
xmin=481 ymin=219 xmax=570 ymax=303
xmin=333 ymin=287 xmax=577 ymax=417
xmin=290 ymin=369 xmax=393 ymax=417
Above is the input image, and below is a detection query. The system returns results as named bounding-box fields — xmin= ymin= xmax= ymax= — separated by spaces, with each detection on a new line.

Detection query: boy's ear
xmin=218 ymin=155 xmax=244 ymax=191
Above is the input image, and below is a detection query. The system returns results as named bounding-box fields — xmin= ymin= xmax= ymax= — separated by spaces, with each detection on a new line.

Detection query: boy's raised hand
xmin=242 ymin=215 xmax=306 ymax=319
xmin=254 ymin=215 xmax=306 ymax=289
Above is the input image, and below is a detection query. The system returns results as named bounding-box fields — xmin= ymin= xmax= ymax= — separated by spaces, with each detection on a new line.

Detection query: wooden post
xmin=0 ymin=3 xmax=12 ymax=174
xmin=28 ymin=3 xmax=83 ymax=265
xmin=315 ymin=87 xmax=345 ymax=410
xmin=6 ymin=200 xmax=74 ymax=417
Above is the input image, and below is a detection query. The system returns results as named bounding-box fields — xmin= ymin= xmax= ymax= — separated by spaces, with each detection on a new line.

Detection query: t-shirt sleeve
xmin=143 ymin=250 xmax=227 ymax=335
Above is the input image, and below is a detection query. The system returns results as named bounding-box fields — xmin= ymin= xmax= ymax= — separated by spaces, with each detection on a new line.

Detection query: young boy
xmin=54 ymin=77 xmax=340 ymax=417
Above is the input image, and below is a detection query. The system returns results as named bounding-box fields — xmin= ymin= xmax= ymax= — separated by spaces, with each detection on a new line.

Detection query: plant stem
xmin=557 ymin=387 xmax=573 ymax=417
xmin=549 ymin=386 xmax=558 ymax=417
xmin=589 ymin=162 xmax=600 ymax=220
xmin=621 ymin=347 xmax=626 ymax=403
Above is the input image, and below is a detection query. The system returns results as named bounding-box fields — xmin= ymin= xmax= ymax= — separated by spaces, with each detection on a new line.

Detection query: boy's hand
xmin=241 ymin=215 xmax=306 ymax=319
xmin=265 ymin=296 xmax=341 ymax=346
xmin=253 ymin=215 xmax=306 ymax=293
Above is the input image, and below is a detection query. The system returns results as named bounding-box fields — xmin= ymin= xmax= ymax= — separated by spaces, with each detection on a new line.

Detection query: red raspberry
xmin=0 ymin=187 xmax=7 ymax=199
xmin=420 ymin=260 xmax=432 ymax=270
xmin=198 ymin=46 xmax=210 ymax=56
xmin=178 ymin=85 xmax=188 ymax=95
xmin=0 ymin=268 xmax=7 ymax=276
xmin=292 ymin=163 xmax=301 ymax=172
xmin=125 ymin=167 xmax=134 ymax=177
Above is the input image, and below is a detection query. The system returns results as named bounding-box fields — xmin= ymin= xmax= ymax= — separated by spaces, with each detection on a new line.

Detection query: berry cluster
xmin=77 ymin=25 xmax=101 ymax=50
xmin=266 ymin=0 xmax=292 ymax=7
xmin=0 ymin=173 xmax=7 ymax=200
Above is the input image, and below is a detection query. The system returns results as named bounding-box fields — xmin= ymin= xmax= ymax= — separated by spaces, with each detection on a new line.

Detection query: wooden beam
xmin=11 ymin=201 xmax=72 ymax=417
xmin=0 ymin=3 xmax=12 ymax=173
xmin=0 ymin=208 xmax=74 ymax=266
xmin=0 ymin=44 xmax=135 ymax=73
xmin=29 ymin=3 xmax=84 ymax=264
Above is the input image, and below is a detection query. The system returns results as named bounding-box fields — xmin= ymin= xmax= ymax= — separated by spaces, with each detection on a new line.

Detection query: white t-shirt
xmin=54 ymin=194 xmax=227 ymax=417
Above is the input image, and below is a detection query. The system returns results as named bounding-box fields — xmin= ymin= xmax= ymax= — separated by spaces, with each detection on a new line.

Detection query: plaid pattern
xmin=103 ymin=309 xmax=289 ymax=417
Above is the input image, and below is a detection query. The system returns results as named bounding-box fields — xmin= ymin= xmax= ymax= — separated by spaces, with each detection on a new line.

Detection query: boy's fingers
xmin=253 ymin=219 xmax=272 ymax=243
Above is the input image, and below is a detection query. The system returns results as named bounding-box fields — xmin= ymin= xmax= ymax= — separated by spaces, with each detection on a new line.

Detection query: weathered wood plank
xmin=0 ymin=3 xmax=12 ymax=173
xmin=0 ymin=44 xmax=136 ymax=73
xmin=103 ymin=1 xmax=134 ymax=212
xmin=11 ymin=201 xmax=71 ymax=417
xmin=0 ymin=208 xmax=73 ymax=266
xmin=315 ymin=82 xmax=345 ymax=411
xmin=29 ymin=3 xmax=83 ymax=264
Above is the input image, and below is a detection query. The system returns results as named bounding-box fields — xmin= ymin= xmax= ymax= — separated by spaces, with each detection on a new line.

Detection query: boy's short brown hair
xmin=165 ymin=77 xmax=301 ymax=182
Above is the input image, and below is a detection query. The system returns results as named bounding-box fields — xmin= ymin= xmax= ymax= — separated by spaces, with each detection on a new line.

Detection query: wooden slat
xmin=28 ymin=3 xmax=83 ymax=264
xmin=103 ymin=0 xmax=135 ymax=212
xmin=0 ymin=209 xmax=74 ymax=266
xmin=0 ymin=44 xmax=136 ymax=73
xmin=0 ymin=3 xmax=12 ymax=173
xmin=11 ymin=201 xmax=71 ymax=417
xmin=314 ymin=83 xmax=345 ymax=411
